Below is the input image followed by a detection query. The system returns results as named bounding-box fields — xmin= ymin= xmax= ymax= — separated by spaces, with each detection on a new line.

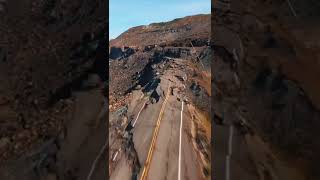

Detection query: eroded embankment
xmin=109 ymin=43 xmax=211 ymax=179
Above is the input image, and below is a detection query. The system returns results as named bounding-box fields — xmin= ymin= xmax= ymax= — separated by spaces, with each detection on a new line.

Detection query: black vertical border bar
xmin=106 ymin=0 xmax=109 ymax=178
xmin=93 ymin=0 xmax=109 ymax=178
xmin=106 ymin=0 xmax=110 ymax=178
xmin=211 ymin=1 xmax=214 ymax=180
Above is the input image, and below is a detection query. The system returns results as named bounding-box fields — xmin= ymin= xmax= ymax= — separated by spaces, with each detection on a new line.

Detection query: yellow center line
xmin=140 ymin=82 xmax=171 ymax=180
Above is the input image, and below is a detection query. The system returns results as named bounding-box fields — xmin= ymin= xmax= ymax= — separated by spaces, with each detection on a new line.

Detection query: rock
xmin=121 ymin=116 xmax=128 ymax=126
xmin=0 ymin=137 xmax=10 ymax=149
xmin=144 ymin=45 xmax=155 ymax=51
xmin=190 ymin=82 xmax=201 ymax=96
xmin=109 ymin=47 xmax=123 ymax=59
xmin=155 ymin=85 xmax=162 ymax=97
xmin=172 ymin=88 xmax=180 ymax=97
xmin=183 ymin=97 xmax=190 ymax=104
xmin=176 ymin=74 xmax=187 ymax=82
xmin=146 ymin=91 xmax=152 ymax=96
xmin=136 ymin=85 xmax=141 ymax=90
xmin=182 ymin=74 xmax=187 ymax=81
xmin=123 ymin=131 xmax=129 ymax=139
xmin=123 ymin=47 xmax=135 ymax=57
xmin=150 ymin=98 xmax=156 ymax=104
xmin=151 ymin=64 xmax=157 ymax=69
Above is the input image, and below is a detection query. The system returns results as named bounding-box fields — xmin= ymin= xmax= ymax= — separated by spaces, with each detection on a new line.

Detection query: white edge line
xmin=112 ymin=151 xmax=119 ymax=161
xmin=132 ymin=101 xmax=147 ymax=127
xmin=86 ymin=139 xmax=108 ymax=180
xmin=226 ymin=125 xmax=233 ymax=180
xmin=178 ymin=101 xmax=184 ymax=180
xmin=226 ymin=155 xmax=230 ymax=180
xmin=228 ymin=125 xmax=234 ymax=155
xmin=286 ymin=0 xmax=298 ymax=18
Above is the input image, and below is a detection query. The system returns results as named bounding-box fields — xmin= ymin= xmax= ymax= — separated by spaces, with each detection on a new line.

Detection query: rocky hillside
xmin=109 ymin=14 xmax=211 ymax=180
xmin=109 ymin=14 xmax=211 ymax=111
xmin=110 ymin=14 xmax=210 ymax=48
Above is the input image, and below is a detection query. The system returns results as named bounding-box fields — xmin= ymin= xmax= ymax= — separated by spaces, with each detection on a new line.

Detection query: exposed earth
xmin=109 ymin=14 xmax=211 ymax=180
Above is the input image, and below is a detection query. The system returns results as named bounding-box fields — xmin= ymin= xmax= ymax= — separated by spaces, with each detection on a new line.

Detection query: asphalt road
xmin=110 ymin=61 xmax=208 ymax=180
xmin=140 ymin=80 xmax=202 ymax=180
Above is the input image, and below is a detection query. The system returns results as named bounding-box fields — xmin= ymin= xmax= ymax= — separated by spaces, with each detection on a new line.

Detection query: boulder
xmin=123 ymin=47 xmax=135 ymax=57
xmin=135 ymin=85 xmax=141 ymax=90
xmin=150 ymin=98 xmax=156 ymax=104
xmin=109 ymin=47 xmax=123 ymax=59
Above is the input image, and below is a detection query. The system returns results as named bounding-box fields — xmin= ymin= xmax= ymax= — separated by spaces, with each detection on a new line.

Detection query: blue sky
xmin=109 ymin=0 xmax=211 ymax=39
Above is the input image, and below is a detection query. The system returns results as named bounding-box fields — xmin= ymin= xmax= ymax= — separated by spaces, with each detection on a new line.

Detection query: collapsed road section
xmin=109 ymin=14 xmax=211 ymax=180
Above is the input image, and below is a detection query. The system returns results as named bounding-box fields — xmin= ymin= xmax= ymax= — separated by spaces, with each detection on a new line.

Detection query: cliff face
xmin=213 ymin=0 xmax=320 ymax=179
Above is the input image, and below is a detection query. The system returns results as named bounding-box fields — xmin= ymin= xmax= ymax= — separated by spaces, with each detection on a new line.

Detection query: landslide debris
xmin=109 ymin=14 xmax=210 ymax=112
xmin=109 ymin=14 xmax=211 ymax=179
